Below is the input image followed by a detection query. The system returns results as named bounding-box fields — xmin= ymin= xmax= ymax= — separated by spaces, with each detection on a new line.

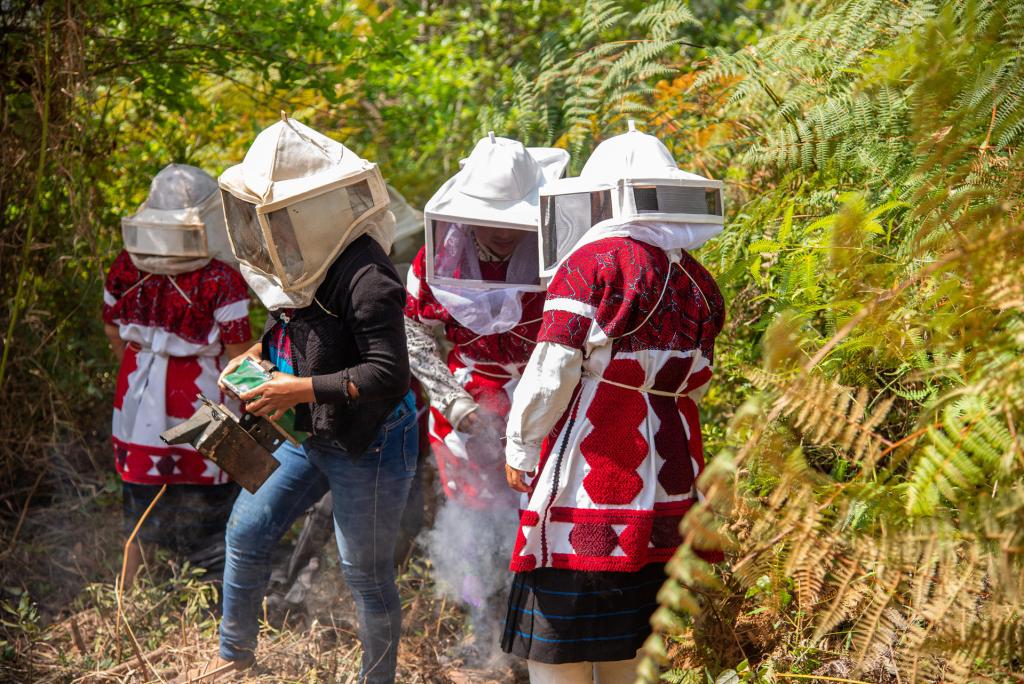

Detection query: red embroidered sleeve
xmin=538 ymin=238 xmax=664 ymax=349
xmin=102 ymin=250 xmax=141 ymax=325
xmin=209 ymin=261 xmax=253 ymax=345
xmin=680 ymin=251 xmax=726 ymax=362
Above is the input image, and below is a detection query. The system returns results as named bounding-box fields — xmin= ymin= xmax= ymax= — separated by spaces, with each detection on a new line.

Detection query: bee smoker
xmin=160 ymin=395 xmax=285 ymax=493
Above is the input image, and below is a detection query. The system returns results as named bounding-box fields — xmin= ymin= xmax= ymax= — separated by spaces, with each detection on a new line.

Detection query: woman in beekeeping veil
xmin=502 ymin=123 xmax=727 ymax=683
xmin=181 ymin=116 xmax=416 ymax=684
xmin=404 ymin=133 xmax=568 ymax=658
xmin=103 ymin=163 xmax=253 ymax=590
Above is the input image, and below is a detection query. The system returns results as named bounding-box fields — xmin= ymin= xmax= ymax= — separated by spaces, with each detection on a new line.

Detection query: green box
xmin=223 ymin=358 xmax=307 ymax=444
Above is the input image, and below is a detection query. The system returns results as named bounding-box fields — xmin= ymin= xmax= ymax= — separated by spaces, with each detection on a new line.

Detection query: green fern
xmin=906 ymin=398 xmax=1013 ymax=516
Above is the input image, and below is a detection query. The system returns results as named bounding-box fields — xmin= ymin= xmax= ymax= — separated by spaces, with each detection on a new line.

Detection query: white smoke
xmin=422 ymin=411 xmax=521 ymax=669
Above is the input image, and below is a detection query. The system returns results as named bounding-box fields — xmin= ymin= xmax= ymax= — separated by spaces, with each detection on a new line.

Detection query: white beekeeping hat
xmin=424 ymin=132 xmax=569 ymax=293
xmin=538 ymin=121 xmax=724 ymax=275
xmin=121 ymin=163 xmax=236 ymax=274
xmin=218 ymin=115 xmax=393 ymax=308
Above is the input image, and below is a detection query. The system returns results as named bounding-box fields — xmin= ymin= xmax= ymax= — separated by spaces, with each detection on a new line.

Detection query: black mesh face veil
xmin=632 ymin=185 xmax=723 ymax=217
xmin=222 ymin=190 xmax=274 ymax=272
xmin=540 ymin=190 xmax=613 ymax=271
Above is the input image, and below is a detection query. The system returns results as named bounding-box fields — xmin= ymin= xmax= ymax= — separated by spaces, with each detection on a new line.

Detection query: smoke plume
xmin=422 ymin=410 xmax=521 ymax=669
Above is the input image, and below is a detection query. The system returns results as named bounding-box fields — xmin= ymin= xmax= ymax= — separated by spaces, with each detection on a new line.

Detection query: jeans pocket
xmin=381 ymin=392 xmax=414 ymax=431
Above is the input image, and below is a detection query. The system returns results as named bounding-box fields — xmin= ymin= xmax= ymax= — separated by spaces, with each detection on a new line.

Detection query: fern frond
xmin=774 ymin=376 xmax=893 ymax=464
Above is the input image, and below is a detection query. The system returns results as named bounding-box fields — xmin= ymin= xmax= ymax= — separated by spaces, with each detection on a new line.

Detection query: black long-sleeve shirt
xmin=261 ymin=234 xmax=410 ymax=456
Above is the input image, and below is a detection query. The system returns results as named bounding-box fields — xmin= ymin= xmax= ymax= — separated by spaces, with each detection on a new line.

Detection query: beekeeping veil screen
xmin=121 ymin=164 xmax=237 ymax=275
xmin=218 ymin=116 xmax=394 ymax=310
xmin=538 ymin=122 xmax=725 ymax=276
xmin=538 ymin=177 xmax=615 ymax=273
xmin=423 ymin=133 xmax=569 ymax=335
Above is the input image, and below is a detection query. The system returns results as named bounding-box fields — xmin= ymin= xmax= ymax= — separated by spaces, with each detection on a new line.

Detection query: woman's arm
xmin=239 ymin=373 xmax=314 ymax=420
xmin=104 ymin=324 xmax=125 ymax=363
xmin=311 ymin=264 xmax=410 ymax=405
xmin=504 ymin=341 xmax=584 ymax=492
xmin=217 ymin=341 xmax=262 ymax=389
xmin=405 ymin=318 xmax=479 ymax=431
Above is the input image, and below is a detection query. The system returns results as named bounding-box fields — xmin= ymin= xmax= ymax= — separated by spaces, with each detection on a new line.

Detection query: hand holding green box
xmin=222 ymin=358 xmax=308 ymax=444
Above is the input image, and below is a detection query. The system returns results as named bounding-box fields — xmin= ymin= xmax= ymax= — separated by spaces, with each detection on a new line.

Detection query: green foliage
xmin=613 ymin=0 xmax=1024 ymax=681
xmin=906 ymin=397 xmax=1013 ymax=517
xmin=491 ymin=0 xmax=706 ymax=164
xmin=4 ymin=0 xmax=1024 ymax=680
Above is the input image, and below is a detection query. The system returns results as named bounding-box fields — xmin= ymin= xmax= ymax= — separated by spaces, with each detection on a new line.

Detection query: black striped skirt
xmin=500 ymin=563 xmax=665 ymax=663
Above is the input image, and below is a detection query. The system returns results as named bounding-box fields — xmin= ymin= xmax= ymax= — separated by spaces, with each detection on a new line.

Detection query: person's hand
xmin=458 ymin=410 xmax=484 ymax=434
xmin=239 ymin=372 xmax=315 ymax=421
xmin=505 ymin=464 xmax=534 ymax=494
xmin=218 ymin=345 xmax=262 ymax=394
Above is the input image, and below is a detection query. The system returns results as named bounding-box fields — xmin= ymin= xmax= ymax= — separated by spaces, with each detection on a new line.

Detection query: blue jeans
xmin=220 ymin=392 xmax=417 ymax=684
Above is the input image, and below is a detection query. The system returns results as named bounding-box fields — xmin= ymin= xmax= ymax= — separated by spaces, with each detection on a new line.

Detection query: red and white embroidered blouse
xmin=505 ymin=236 xmax=725 ymax=572
xmin=405 ymin=246 xmax=544 ymax=506
xmin=103 ymin=250 xmax=252 ymax=485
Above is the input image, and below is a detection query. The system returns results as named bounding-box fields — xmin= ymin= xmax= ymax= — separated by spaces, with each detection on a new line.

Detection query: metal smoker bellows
xmin=159 ymin=395 xmax=283 ymax=493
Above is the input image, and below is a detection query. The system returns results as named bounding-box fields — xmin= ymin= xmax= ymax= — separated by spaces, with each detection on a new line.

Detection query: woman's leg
xmin=314 ymin=396 xmax=418 ymax=684
xmin=593 ymin=652 xmax=643 ymax=684
xmin=122 ymin=540 xmax=144 ymax=590
xmin=219 ymin=441 xmax=329 ymax=661
xmin=527 ymin=660 xmax=594 ymax=684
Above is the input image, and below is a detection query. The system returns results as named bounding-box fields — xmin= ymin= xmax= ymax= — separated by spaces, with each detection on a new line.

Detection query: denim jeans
xmin=220 ymin=392 xmax=417 ymax=684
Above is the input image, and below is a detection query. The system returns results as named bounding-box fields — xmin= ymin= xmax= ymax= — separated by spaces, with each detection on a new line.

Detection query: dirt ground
xmin=0 ymin=462 xmax=527 ymax=683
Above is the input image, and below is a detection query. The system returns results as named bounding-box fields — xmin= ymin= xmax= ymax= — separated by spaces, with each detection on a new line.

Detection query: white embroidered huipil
xmin=107 ymin=164 xmax=251 ymax=485
xmin=406 ymin=134 xmax=569 ymax=509
xmin=505 ymin=127 xmax=726 ymax=572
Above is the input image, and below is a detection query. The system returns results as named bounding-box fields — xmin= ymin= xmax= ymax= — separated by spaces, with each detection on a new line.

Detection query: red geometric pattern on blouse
xmin=512 ymin=509 xmax=540 ymax=571
xmin=579 ymin=358 xmax=648 ymax=505
xmin=165 ymin=356 xmax=204 ymax=419
xmin=679 ymin=397 xmax=705 ymax=473
xmin=114 ymin=437 xmax=218 ymax=486
xmin=113 ymin=347 xmax=137 ymax=411
xmin=103 ymin=250 xmax=252 ymax=346
xmin=617 ymin=515 xmax=653 ymax=561
xmin=538 ymin=238 xmax=725 ymax=358
xmin=104 ymin=251 xmax=248 ymax=486
xmin=569 ymin=521 xmax=619 ymax=557
xmin=651 ymin=356 xmax=696 ymax=495
xmin=539 ymin=310 xmax=590 ymax=349
xmin=518 ymin=501 xmax=696 ymax=572
xmin=114 ymin=354 xmax=215 ymax=485
xmin=405 ymin=247 xmax=543 ymax=367
xmin=520 ymin=237 xmax=726 ymax=571
xmin=650 ymin=515 xmax=684 ymax=549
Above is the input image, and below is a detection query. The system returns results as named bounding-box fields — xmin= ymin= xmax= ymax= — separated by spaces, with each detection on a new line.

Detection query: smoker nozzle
xmin=159 ymin=394 xmax=281 ymax=493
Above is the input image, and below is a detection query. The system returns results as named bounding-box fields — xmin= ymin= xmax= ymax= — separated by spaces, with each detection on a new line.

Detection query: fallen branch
xmin=68 ymin=615 xmax=87 ymax=655
xmin=777 ymin=675 xmax=871 ymax=684
xmin=75 ymin=645 xmax=170 ymax=683
xmin=114 ymin=483 xmax=168 ymax=682
xmin=3 ymin=470 xmax=45 ymax=554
